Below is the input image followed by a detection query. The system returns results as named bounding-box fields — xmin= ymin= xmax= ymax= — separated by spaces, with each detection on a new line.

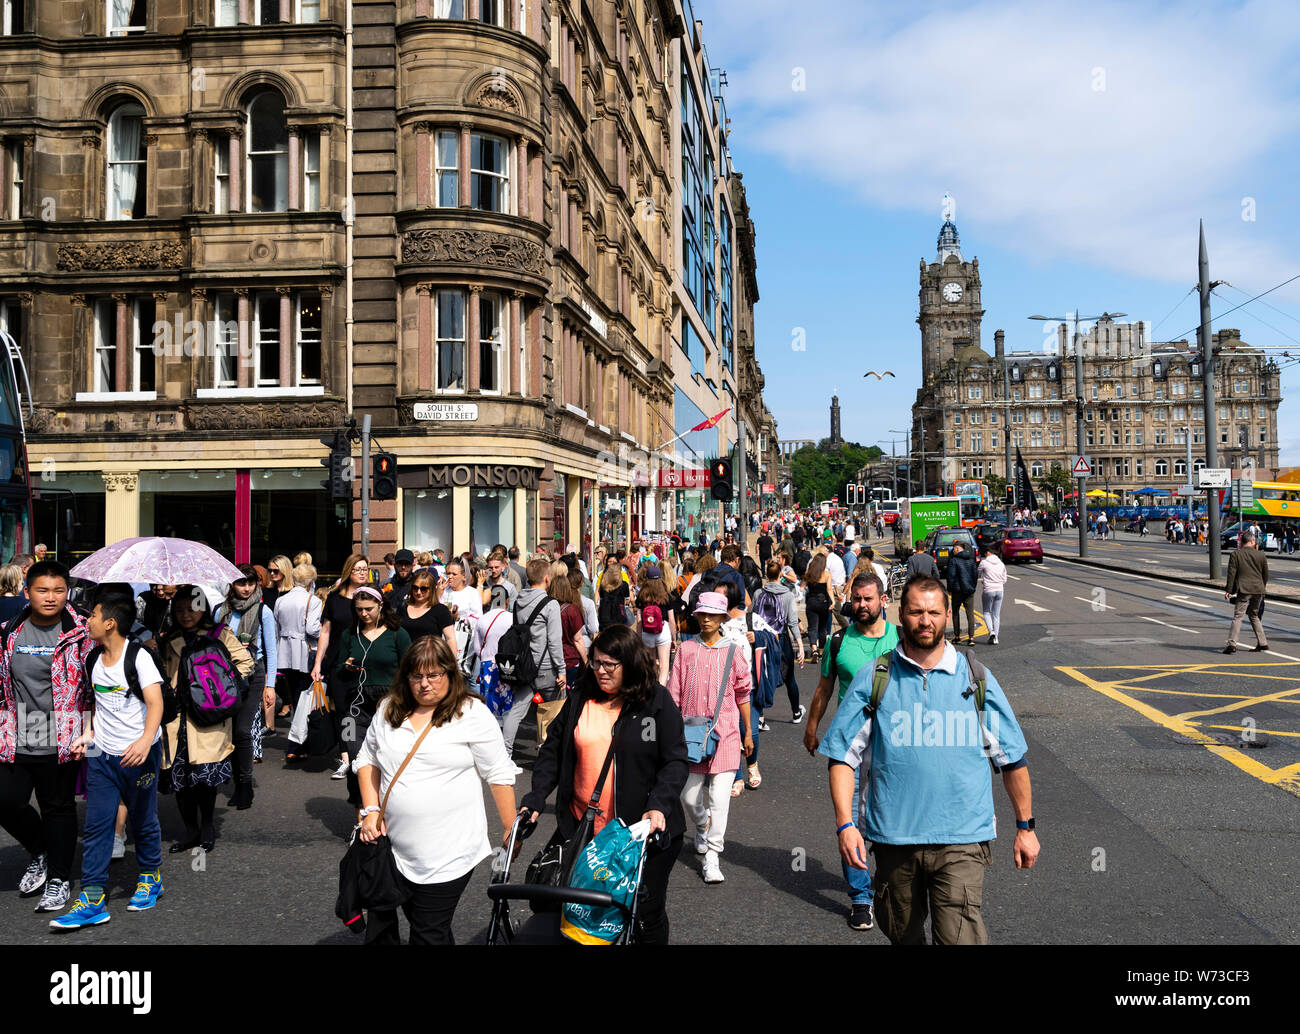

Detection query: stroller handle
xmin=486 ymin=883 xmax=629 ymax=914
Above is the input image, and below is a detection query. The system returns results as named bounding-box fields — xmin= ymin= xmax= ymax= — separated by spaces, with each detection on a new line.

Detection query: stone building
xmin=912 ymin=217 xmax=1282 ymax=503
xmin=0 ymin=0 xmax=772 ymax=572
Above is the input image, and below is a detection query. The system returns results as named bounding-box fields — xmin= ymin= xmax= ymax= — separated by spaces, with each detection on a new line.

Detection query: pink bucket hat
xmin=693 ymin=590 xmax=729 ymax=615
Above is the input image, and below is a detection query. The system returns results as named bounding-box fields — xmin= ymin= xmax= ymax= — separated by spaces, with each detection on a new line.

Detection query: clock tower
xmin=917 ymin=210 xmax=985 ymax=385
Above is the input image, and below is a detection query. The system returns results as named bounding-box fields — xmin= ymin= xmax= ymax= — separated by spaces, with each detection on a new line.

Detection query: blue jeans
xmin=81 ymin=742 xmax=162 ymax=890
xmin=842 ymin=768 xmax=873 ymax=905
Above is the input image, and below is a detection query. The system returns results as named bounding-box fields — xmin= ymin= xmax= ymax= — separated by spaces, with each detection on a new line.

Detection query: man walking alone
xmin=1223 ymin=531 xmax=1268 ymax=654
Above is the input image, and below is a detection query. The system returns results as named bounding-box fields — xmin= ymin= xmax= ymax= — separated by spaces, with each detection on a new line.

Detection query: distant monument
xmin=829 ymin=395 xmax=843 ymax=447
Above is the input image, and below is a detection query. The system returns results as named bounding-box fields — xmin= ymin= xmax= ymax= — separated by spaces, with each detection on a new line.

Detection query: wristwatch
xmin=1015 ymin=817 xmax=1035 ymax=831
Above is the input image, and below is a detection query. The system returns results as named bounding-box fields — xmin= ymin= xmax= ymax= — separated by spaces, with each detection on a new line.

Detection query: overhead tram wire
xmin=1150 ymin=285 xmax=1196 ymax=338
xmin=1165 ymin=270 xmax=1300 ymax=344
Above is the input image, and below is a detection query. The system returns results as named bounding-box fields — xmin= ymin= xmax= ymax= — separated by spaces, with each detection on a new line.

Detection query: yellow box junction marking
xmin=1056 ymin=662 xmax=1300 ymax=798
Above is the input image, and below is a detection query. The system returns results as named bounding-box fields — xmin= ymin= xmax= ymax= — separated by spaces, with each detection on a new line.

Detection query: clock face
xmin=942 ymin=282 xmax=963 ymax=302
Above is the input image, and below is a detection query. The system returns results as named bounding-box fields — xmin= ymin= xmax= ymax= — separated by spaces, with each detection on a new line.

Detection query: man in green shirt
xmin=801 ymin=571 xmax=898 ymax=932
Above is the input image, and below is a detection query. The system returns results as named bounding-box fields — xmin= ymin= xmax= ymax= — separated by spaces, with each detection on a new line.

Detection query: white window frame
xmin=478 ymin=0 xmax=505 ymax=26
xmin=246 ymin=91 xmax=289 ymax=213
xmin=1135 ymin=458 xmax=1144 ymax=477
xmin=92 ymin=298 xmax=117 ymax=392
xmin=214 ymin=134 xmax=230 ymax=214
xmin=435 ymin=289 xmax=466 ymax=394
xmin=1031 ymin=461 xmax=1044 ymax=477
xmin=477 ymin=292 xmax=504 ymax=395
xmin=107 ymin=0 xmax=146 ymax=35
xmin=5 ymin=139 xmax=20 ymax=218
xmin=431 ymin=0 xmax=466 ymax=16
xmin=106 ymin=103 xmax=147 ymax=221
xmin=215 ymin=0 xmax=238 ymax=24
xmin=296 ymin=292 xmax=322 ymax=385
xmin=434 ymin=130 xmax=459 ymax=208
xmin=131 ymin=298 xmax=156 ymax=393
xmin=212 ymin=293 xmax=238 ymax=388
xmin=303 ymin=131 xmax=320 ymax=211
xmin=469 ymin=132 xmax=512 ymax=214
xmin=251 ymin=291 xmax=280 ymax=387
xmin=1173 ymin=459 xmax=1187 ymax=477
xmin=2 ymin=0 xmax=23 ymax=35
xmin=1155 ymin=459 xmax=1168 ymax=477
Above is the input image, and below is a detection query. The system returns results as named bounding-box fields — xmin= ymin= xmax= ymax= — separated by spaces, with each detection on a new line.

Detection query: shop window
xmin=436 ymin=290 xmax=465 ymax=392
xmin=404 ymin=490 xmax=454 ymax=553
xmin=471 ymin=488 xmax=515 ymax=547
xmin=106 ymin=103 xmax=147 ymax=220
xmin=107 ymin=0 xmax=146 ymax=35
xmin=246 ymin=91 xmax=289 ymax=212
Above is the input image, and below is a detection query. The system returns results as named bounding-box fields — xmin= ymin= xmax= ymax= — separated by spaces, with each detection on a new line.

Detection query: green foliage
xmin=1039 ymin=464 xmax=1073 ymax=509
xmin=791 ymin=442 xmax=884 ymax=507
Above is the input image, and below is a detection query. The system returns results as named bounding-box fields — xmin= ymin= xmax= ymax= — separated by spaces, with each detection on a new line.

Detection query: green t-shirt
xmin=821 ymin=622 xmax=900 ymax=702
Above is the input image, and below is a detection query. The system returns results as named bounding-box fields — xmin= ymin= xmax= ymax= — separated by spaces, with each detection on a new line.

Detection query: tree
xmin=791 ymin=441 xmax=883 ymax=507
xmin=1039 ymin=464 xmax=1073 ymax=510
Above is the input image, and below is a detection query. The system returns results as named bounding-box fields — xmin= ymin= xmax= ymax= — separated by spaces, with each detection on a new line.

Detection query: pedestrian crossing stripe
xmin=1056 ymin=662 xmax=1300 ymax=798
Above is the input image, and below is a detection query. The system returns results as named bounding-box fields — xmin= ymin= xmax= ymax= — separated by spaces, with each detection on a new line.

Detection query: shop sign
xmin=413 ymin=403 xmax=479 ymax=421
xmin=657 ymin=468 xmax=711 ymax=489
xmin=426 ymin=463 xmax=539 ymax=490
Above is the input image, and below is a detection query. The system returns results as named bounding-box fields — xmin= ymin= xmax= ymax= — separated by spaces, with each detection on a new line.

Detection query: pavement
xmin=2 ymin=550 xmax=1297 ymax=944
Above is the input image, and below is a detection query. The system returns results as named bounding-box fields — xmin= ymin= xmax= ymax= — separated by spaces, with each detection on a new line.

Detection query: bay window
xmin=470 ymin=133 xmax=510 ymax=212
xmin=435 ymin=130 xmax=458 ymax=207
xmin=436 ymin=290 xmax=465 ymax=392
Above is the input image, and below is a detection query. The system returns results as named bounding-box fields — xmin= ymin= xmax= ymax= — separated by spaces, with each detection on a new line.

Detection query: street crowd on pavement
xmin=0 ymin=510 xmax=1051 ymax=944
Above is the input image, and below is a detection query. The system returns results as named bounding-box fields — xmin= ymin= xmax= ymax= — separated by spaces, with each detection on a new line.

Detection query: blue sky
xmin=695 ymin=0 xmax=1300 ymax=463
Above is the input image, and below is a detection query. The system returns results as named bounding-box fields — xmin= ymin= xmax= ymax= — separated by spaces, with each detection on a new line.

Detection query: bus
xmin=945 ymin=479 xmax=989 ymax=527
xmin=0 ymin=326 xmax=35 ymax=562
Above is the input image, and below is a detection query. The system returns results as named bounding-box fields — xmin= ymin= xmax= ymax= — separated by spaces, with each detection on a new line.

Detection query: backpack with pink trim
xmin=179 ymin=624 xmax=247 ymax=726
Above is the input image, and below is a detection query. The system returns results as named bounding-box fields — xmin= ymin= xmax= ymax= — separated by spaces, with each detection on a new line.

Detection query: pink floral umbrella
xmin=69 ymin=536 xmax=244 ymax=586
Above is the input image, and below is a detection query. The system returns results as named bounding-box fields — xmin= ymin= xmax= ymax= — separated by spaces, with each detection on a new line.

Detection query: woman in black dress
xmin=399 ymin=570 xmax=457 ymax=653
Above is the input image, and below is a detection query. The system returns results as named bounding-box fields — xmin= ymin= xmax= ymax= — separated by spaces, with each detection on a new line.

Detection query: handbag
xmin=335 ymin=717 xmax=435 ymax=932
xmin=682 ymin=644 xmax=736 ymax=764
xmin=525 ymin=710 xmax=623 ymax=897
xmin=305 ymin=679 xmax=336 ymax=756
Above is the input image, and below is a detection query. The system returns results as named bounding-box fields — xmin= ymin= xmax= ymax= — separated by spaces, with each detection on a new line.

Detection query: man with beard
xmin=818 ymin=576 xmax=1039 ymax=944
xmin=801 ymin=572 xmax=898 ymax=932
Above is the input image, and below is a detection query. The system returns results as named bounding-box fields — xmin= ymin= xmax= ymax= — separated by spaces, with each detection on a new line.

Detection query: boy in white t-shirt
xmin=50 ymin=597 xmax=166 ymax=931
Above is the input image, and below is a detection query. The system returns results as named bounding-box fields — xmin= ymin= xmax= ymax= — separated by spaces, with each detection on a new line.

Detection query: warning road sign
xmin=1071 ymin=456 xmax=1092 ymax=477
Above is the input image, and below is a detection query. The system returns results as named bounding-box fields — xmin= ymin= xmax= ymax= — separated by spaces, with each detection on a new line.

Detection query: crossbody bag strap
xmin=378 ymin=718 xmax=436 ymax=820
xmin=587 ymin=708 xmax=625 ymax=809
xmin=710 ymin=644 xmax=736 ymax=727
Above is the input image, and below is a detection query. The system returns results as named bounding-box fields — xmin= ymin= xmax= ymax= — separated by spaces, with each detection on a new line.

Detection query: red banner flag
xmin=689 ymin=407 xmax=731 ymax=433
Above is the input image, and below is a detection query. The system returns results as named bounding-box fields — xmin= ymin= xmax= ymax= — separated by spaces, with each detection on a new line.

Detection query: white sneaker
xmin=702 ymin=851 xmax=725 ymax=884
xmin=111 ymin=833 xmax=126 ymax=861
xmin=35 ymin=877 xmax=70 ymax=913
xmin=18 ymin=853 xmax=47 ymax=895
xmin=693 ymin=832 xmax=708 ymax=855
xmin=331 ymin=759 xmax=349 ymax=780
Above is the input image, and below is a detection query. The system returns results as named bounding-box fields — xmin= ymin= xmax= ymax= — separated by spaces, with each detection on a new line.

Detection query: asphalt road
xmin=1 ymin=556 xmax=1297 ymax=944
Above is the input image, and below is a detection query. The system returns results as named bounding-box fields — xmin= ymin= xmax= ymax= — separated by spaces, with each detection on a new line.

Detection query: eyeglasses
xmin=590 ymin=659 xmax=622 ymax=673
xmin=408 ymin=671 xmax=450 ymax=685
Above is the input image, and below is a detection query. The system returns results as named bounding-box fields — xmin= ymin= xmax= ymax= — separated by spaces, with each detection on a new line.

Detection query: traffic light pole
xmin=361 ymin=413 xmax=371 ymax=558
xmin=736 ymin=416 xmax=747 ymax=552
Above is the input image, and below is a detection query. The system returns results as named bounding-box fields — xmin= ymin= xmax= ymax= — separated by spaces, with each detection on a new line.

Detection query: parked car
xmin=923 ymin=526 xmax=978 ymax=576
xmin=999 ymin=526 xmax=1044 ymax=563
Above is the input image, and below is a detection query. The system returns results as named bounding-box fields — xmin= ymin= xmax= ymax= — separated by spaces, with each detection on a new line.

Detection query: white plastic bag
xmin=287 ymin=686 xmax=314 ymax=746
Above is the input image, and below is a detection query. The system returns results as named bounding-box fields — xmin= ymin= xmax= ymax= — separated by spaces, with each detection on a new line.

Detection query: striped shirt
xmin=666 ymin=637 xmax=751 ymax=775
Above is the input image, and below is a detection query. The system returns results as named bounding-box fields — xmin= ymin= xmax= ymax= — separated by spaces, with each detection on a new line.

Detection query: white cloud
xmin=704 ymin=0 xmax=1300 ymax=296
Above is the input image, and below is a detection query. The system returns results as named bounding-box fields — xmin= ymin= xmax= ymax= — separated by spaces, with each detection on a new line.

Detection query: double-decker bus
xmin=945 ymin=479 xmax=989 ymax=527
xmin=0 ymin=326 xmax=35 ymax=562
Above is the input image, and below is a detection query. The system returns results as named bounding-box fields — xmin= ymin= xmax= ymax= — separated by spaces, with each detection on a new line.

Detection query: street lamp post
xmin=1029 ymin=310 xmax=1127 ymax=558
xmin=889 ymin=429 xmax=911 ymax=499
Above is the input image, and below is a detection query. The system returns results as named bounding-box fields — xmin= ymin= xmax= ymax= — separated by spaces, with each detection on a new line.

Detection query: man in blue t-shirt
xmin=819 ymin=576 xmax=1040 ymax=944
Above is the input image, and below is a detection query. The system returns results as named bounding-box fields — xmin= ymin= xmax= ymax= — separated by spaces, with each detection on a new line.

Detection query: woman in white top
xmin=273 ymin=563 xmax=323 ymax=742
xmin=355 ymin=634 xmax=516 ymax=945
xmin=977 ymin=547 xmax=1008 ymax=644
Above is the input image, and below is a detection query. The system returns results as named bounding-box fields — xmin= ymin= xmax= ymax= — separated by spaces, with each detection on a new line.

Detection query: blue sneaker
xmin=127 ymin=871 xmax=164 ymax=912
xmin=48 ymin=891 xmax=111 ymax=931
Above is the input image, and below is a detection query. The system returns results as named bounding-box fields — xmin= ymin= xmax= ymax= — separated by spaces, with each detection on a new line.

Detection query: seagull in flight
xmin=864 ymin=370 xmax=896 ymax=380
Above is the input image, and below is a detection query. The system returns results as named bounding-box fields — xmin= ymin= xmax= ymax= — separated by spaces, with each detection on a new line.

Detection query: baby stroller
xmin=486 ymin=812 xmax=652 ymax=945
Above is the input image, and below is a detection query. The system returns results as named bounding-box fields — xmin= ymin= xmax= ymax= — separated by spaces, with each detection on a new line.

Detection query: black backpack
xmin=496 ymin=597 xmax=551 ymax=687
xmin=597 ymin=585 xmax=628 ymax=630
xmin=85 ymin=640 xmax=179 ymax=726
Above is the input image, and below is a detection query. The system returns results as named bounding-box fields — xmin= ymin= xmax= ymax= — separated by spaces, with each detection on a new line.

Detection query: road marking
xmin=1056 ymin=663 xmax=1300 ymax=797
xmin=1045 ymin=555 xmax=1300 ymax=612
xmin=1174 ymin=683 xmax=1300 ymax=721
xmin=1204 ymin=723 xmax=1300 ymax=738
xmin=1030 ymin=582 xmax=1060 ymax=593
xmin=1014 ymin=598 xmax=1049 ymax=613
xmin=1139 ymin=615 xmax=1200 ymax=634
xmin=1166 ymin=594 xmax=1211 ymax=609
xmin=1006 ymin=574 xmax=1021 ymax=581
xmin=1073 ymin=595 xmax=1115 ymax=610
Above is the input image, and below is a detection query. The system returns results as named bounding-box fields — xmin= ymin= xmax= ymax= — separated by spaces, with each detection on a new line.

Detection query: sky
xmin=694 ymin=0 xmax=1300 ymax=465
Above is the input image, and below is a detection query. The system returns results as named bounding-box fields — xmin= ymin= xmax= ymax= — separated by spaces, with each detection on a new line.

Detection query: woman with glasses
xmin=355 ymin=636 xmax=516 ymax=945
xmin=310 ymin=554 xmax=372 ymax=779
xmin=520 ymin=625 xmax=687 ymax=944
xmin=333 ymin=587 xmax=410 ymax=806
xmin=399 ymin=571 xmax=458 ymax=655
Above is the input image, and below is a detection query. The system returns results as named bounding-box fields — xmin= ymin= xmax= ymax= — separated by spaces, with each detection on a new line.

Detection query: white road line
xmin=1259 ymin=649 xmax=1300 ymax=662
xmin=1139 ymin=615 xmax=1200 ymax=634
xmin=1165 ymin=594 xmax=1211 ymax=610
xmin=1073 ymin=595 xmax=1115 ymax=610
xmin=1045 ymin=555 xmax=1300 ymax=612
xmin=1014 ymin=599 xmax=1049 ymax=613
xmin=1006 ymin=574 xmax=1021 ymax=581
xmin=1030 ymin=582 xmax=1060 ymax=593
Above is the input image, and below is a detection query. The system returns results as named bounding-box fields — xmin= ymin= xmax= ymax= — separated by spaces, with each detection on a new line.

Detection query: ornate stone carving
xmin=69 ymin=294 xmax=87 ymax=308
xmin=401 ymin=228 xmax=544 ymax=276
xmin=56 ymin=240 xmax=185 ymax=272
xmin=248 ymin=239 xmax=277 ymax=263
xmin=102 ymin=472 xmax=139 ymax=492
xmin=476 ymin=82 xmax=520 ymax=113
xmin=185 ymin=398 xmax=348 ymax=431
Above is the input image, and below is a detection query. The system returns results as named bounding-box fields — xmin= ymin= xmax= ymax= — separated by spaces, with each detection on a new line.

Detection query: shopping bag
xmin=560 ymin=818 xmax=651 ymax=945
xmin=305 ymin=680 xmax=337 ymax=757
xmin=479 ymin=659 xmax=513 ymax=718
xmin=287 ymin=685 xmax=314 ymax=746
xmin=536 ymin=696 xmax=565 ymax=745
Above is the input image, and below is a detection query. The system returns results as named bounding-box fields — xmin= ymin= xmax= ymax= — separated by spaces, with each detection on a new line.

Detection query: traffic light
xmin=1056 ymin=486 xmax=1065 ymax=504
xmin=320 ymin=431 xmax=350 ymax=501
xmin=1005 ymin=484 xmax=1015 ymax=506
xmin=710 ymin=457 xmax=733 ymax=501
xmin=372 ymin=452 xmax=398 ymax=500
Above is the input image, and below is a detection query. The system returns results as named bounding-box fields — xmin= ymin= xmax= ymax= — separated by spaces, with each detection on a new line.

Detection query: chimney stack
xmin=994 ymin=329 xmax=1005 ymax=359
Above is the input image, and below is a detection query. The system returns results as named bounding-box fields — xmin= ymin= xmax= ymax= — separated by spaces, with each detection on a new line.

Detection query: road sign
xmin=1071 ymin=455 xmax=1092 ymax=476
xmin=1197 ymin=467 xmax=1230 ymax=489
xmin=1233 ymin=478 xmax=1256 ymax=508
